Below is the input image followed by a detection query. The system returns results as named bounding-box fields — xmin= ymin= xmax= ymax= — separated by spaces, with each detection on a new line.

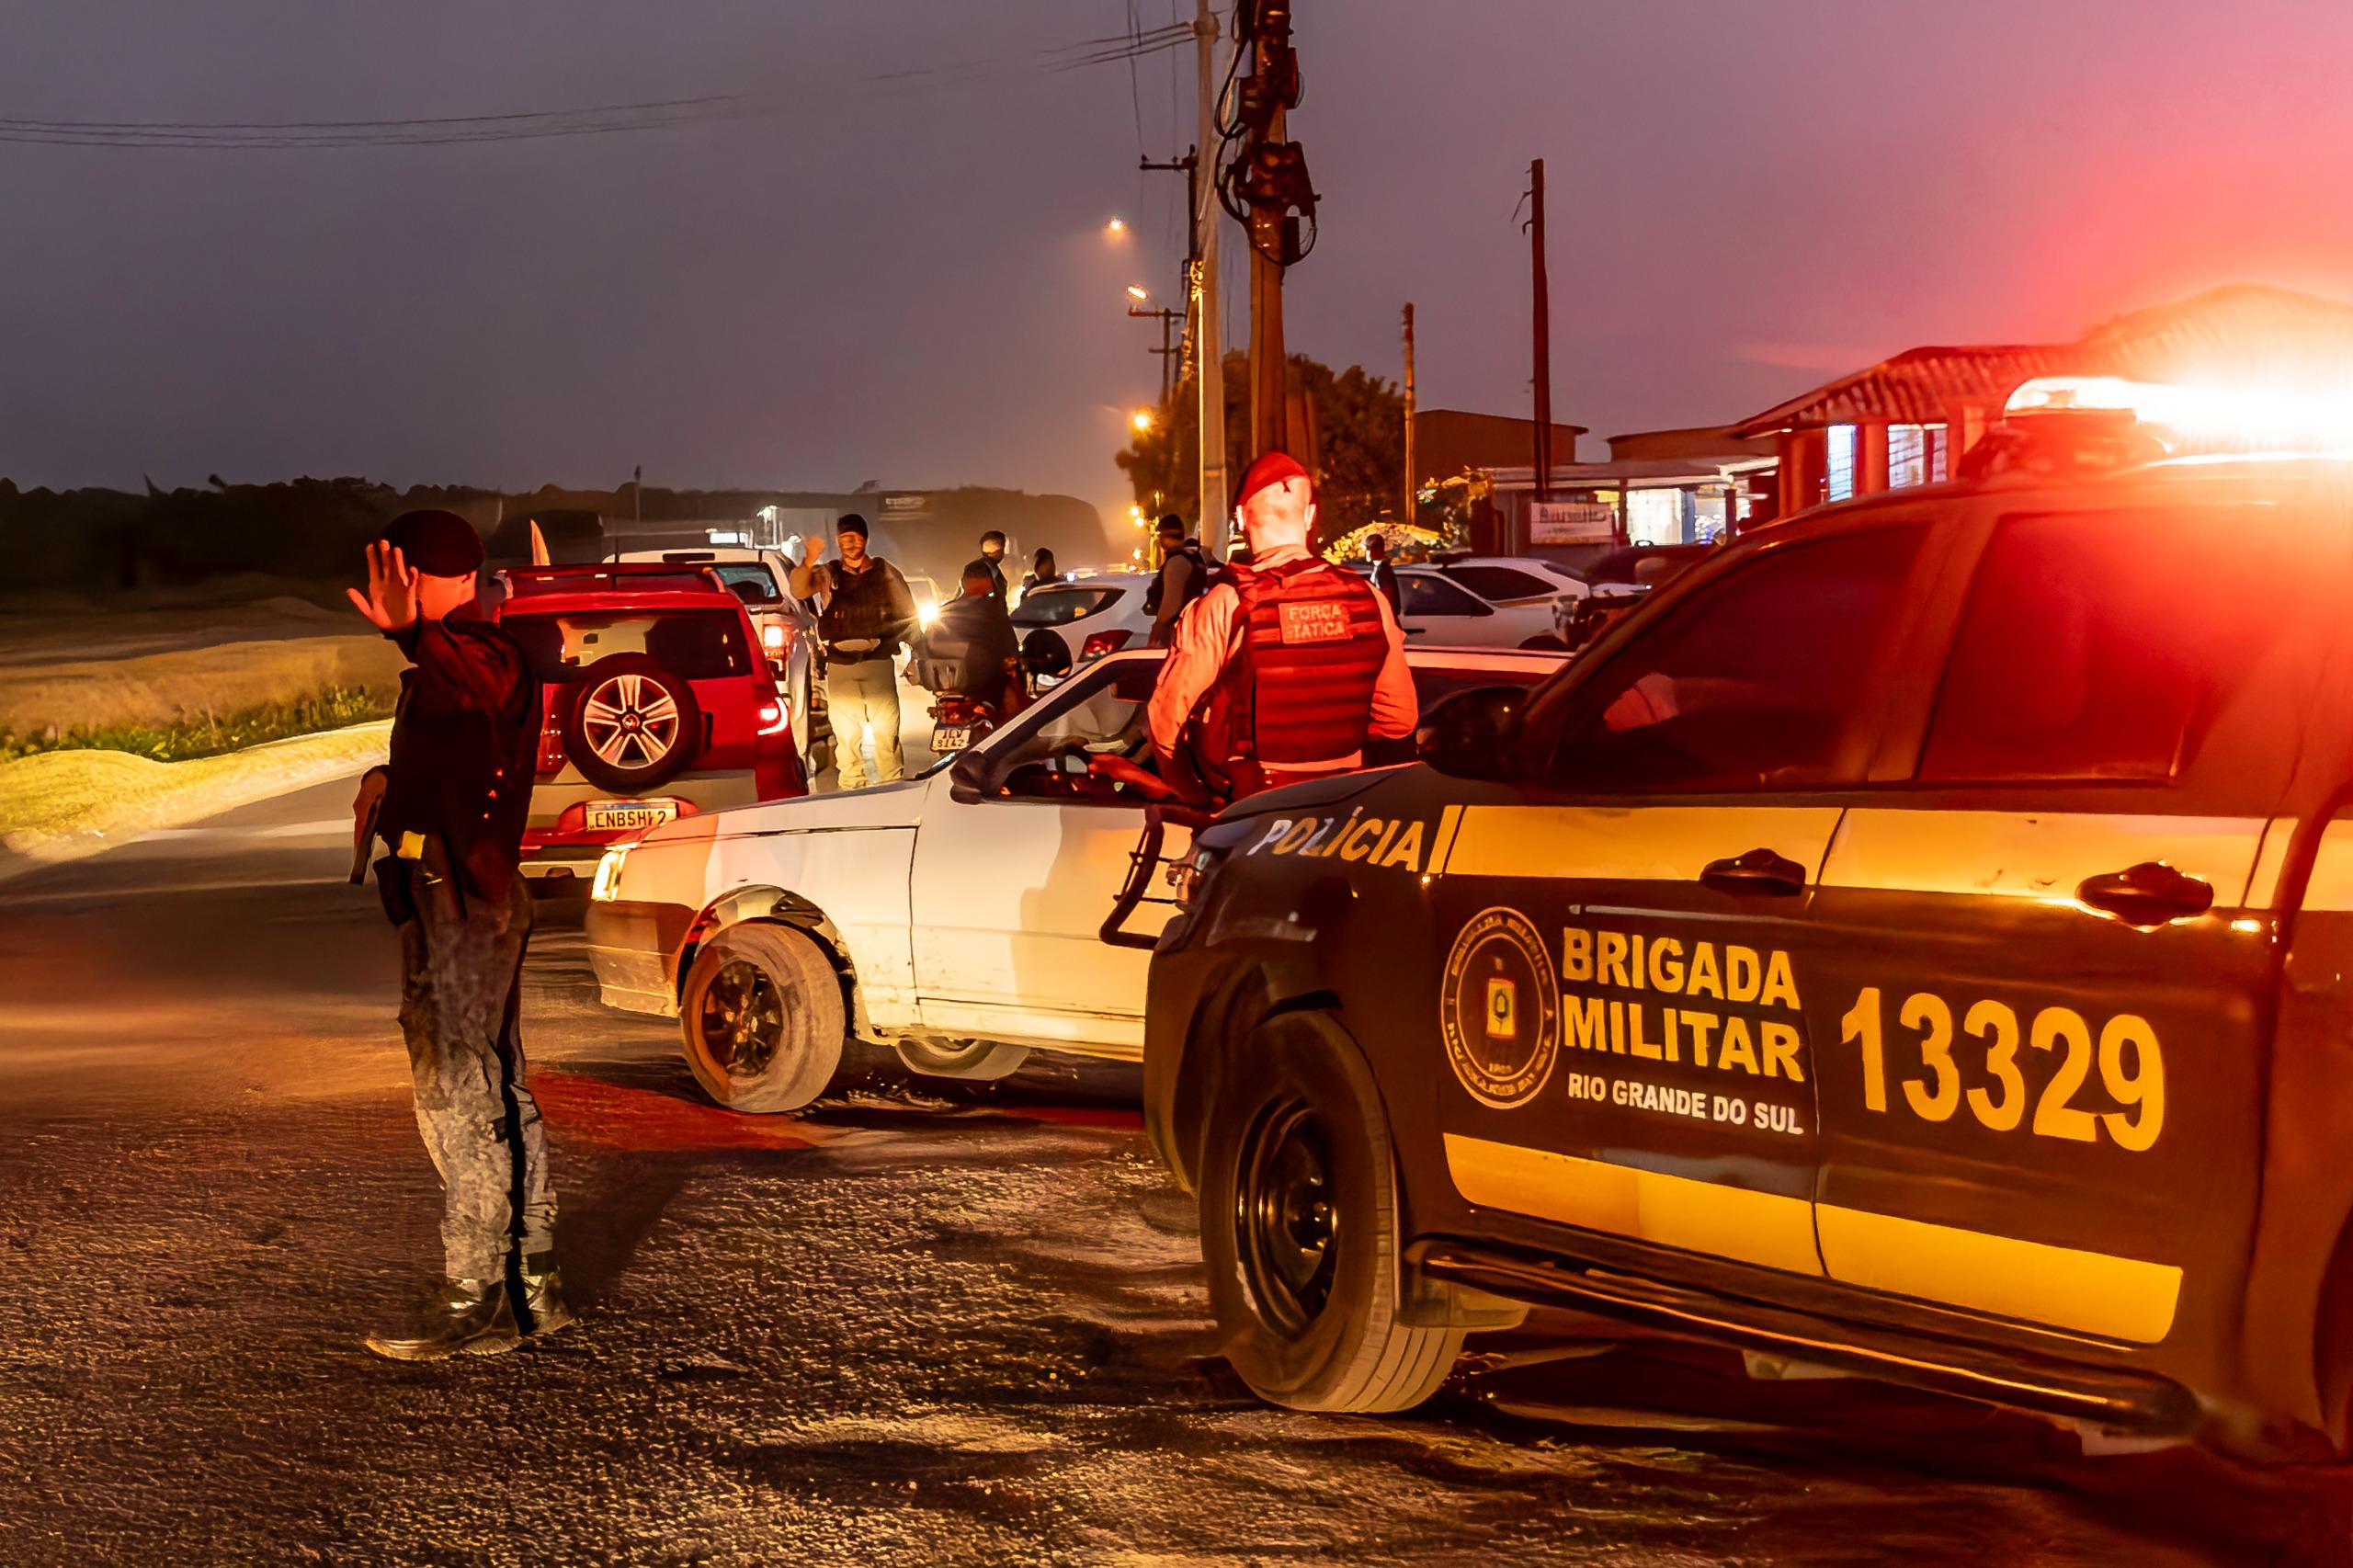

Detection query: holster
xmin=373 ymin=855 xmax=416 ymax=927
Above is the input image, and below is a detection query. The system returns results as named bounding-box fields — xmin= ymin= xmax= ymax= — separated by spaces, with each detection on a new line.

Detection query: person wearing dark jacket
xmin=346 ymin=509 xmax=570 ymax=1360
xmin=789 ymin=514 xmax=920 ymax=788
xmin=911 ymin=562 xmax=1025 ymax=718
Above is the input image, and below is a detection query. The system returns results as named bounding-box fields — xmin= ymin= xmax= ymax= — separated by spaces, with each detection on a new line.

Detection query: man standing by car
xmin=345 ymin=510 xmax=571 ymax=1360
xmin=791 ymin=514 xmax=919 ymax=789
xmin=976 ymin=529 xmax=1011 ymax=603
xmin=1363 ymin=532 xmax=1404 ymax=617
xmin=1144 ymin=513 xmax=1210 ymax=648
xmin=1147 ymin=453 xmax=1416 ymax=799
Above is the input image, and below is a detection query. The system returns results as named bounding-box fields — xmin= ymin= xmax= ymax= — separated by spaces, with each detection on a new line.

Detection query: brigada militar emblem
xmin=1440 ymin=907 xmax=1560 ymax=1108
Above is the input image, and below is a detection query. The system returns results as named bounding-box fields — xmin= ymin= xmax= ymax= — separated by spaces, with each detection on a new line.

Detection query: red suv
xmin=494 ymin=566 xmax=807 ymax=890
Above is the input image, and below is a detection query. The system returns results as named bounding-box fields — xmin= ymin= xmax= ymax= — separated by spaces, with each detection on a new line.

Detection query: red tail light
xmin=756 ymin=699 xmax=790 ymax=736
xmin=761 ymin=620 xmax=790 ymax=654
xmin=536 ymin=706 xmax=566 ymax=778
xmin=1081 ymin=629 xmax=1133 ymax=659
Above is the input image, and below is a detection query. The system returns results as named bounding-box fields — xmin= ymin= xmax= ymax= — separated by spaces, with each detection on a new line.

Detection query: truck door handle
xmin=1699 ymin=847 xmax=1808 ymax=896
xmin=2075 ymin=861 xmax=2213 ymax=927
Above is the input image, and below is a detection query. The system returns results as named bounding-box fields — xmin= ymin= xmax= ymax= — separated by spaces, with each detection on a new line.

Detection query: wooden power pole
xmin=1246 ymin=6 xmax=1292 ymax=460
xmin=1401 ymin=302 xmax=1416 ymax=525
xmin=1193 ymin=0 xmax=1227 ymax=554
xmin=1528 ymin=157 xmax=1554 ymax=505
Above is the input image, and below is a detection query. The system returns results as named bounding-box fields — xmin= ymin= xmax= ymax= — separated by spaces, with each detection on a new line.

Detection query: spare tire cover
xmin=561 ymin=653 xmax=701 ymax=793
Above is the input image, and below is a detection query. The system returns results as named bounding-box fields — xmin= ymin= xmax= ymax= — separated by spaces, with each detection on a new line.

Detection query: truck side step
xmin=1413 ymin=1239 xmax=2199 ymax=1435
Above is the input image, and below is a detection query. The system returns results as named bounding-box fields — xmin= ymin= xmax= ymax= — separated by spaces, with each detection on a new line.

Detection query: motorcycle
xmin=927 ymin=690 xmax=999 ymax=754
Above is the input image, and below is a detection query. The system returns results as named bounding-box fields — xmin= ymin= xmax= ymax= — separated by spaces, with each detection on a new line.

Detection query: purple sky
xmin=6 ymin=1 xmax=2353 ymax=528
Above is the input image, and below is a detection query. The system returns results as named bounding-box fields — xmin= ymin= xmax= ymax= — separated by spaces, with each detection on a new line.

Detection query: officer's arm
xmin=1365 ymin=590 xmax=1419 ymax=741
xmin=788 ymin=557 xmax=828 ymax=604
xmin=391 ymin=619 xmax=527 ymax=718
xmin=1148 ymin=585 xmax=1241 ymax=766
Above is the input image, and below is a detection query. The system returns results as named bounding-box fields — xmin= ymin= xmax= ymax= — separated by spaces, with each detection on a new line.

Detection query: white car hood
xmin=643 ymin=775 xmax=931 ymax=846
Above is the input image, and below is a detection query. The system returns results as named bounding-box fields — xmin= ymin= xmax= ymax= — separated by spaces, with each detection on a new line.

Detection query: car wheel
xmin=892 ymin=1037 xmax=1029 ymax=1082
xmin=562 ymin=653 xmax=701 ymax=794
xmin=677 ymin=923 xmax=845 ymax=1112
xmin=1199 ymin=1009 xmax=1465 ymax=1413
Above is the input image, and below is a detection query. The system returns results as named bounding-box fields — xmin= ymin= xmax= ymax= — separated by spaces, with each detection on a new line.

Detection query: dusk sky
xmin=7 ymin=1 xmax=2353 ymax=528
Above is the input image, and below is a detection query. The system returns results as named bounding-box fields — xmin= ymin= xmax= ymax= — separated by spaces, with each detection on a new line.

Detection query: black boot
xmin=518 ymin=1253 xmax=576 ymax=1337
xmin=364 ymin=1278 xmax=520 ymax=1361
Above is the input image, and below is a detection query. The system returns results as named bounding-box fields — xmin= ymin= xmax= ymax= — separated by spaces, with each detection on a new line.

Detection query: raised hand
xmin=346 ymin=540 xmax=419 ymax=631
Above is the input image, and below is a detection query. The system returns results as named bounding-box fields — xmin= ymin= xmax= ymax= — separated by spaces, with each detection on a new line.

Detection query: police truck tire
xmin=678 ymin=924 xmax=845 ymax=1113
xmin=892 ymin=1037 xmax=1030 ymax=1082
xmin=563 ymin=653 xmax=700 ymax=794
xmin=1199 ymin=1010 xmax=1465 ymax=1414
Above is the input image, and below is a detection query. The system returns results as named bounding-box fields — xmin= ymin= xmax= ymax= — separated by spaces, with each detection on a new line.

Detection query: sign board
xmin=1529 ymin=499 xmax=1616 ymax=545
xmin=878 ymin=492 xmax=932 ymax=522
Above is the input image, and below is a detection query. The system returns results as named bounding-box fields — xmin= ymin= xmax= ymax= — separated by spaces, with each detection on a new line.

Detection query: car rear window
xmin=1919 ymin=507 xmax=2307 ymax=783
xmin=1444 ymin=564 xmax=1557 ymax=601
xmin=505 ymin=609 xmax=756 ymax=683
xmin=710 ymin=563 xmax=784 ymax=605
xmin=1014 ymin=585 xmax=1122 ymax=626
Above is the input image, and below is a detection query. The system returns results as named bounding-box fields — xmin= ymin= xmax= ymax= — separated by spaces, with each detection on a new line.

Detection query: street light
xmin=1105 ymin=217 xmax=1128 ymax=237
xmin=1125 ymin=284 xmax=1150 ymax=302
xmin=1131 ymin=409 xmax=1154 ymax=434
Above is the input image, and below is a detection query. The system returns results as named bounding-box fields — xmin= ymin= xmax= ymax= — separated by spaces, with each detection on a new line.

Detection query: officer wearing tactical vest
xmin=345 ymin=509 xmax=572 ymax=1359
xmin=1146 ymin=451 xmax=1416 ymax=798
xmin=790 ymin=514 xmax=919 ymax=789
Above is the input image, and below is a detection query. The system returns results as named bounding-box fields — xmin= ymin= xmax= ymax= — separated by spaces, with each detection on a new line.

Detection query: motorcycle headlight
xmin=590 ymin=845 xmax=632 ymax=903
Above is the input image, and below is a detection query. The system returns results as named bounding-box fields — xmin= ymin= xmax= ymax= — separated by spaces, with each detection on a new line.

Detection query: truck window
xmin=1548 ymin=527 xmax=1923 ymax=792
xmin=1919 ymin=508 xmax=2303 ymax=783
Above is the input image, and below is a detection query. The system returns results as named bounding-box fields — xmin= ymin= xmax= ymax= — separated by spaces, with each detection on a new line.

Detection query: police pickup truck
xmin=1142 ymin=442 xmax=2353 ymax=1458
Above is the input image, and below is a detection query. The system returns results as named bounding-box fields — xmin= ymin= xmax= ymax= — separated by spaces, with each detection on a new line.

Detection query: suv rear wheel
xmin=678 ymin=923 xmax=844 ymax=1112
xmin=564 ymin=653 xmax=701 ymax=794
xmin=1199 ymin=1010 xmax=1465 ymax=1413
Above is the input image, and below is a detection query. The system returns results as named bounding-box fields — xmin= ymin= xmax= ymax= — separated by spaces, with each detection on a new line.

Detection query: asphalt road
xmin=2 ymin=773 xmax=2350 ymax=1566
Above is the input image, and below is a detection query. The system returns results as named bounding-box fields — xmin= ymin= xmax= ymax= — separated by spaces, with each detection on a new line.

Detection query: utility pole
xmin=1226 ymin=2 xmax=1313 ymax=464
xmin=1192 ymin=0 xmax=1228 ymax=555
xmin=1401 ymin=302 xmax=1416 ymax=526
xmin=1128 ymin=304 xmax=1185 ymax=403
xmin=1527 ymin=158 xmax=1553 ymax=506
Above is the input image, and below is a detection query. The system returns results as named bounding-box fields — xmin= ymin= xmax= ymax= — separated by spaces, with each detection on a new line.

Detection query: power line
xmin=0 ymin=24 xmax=1194 ymax=150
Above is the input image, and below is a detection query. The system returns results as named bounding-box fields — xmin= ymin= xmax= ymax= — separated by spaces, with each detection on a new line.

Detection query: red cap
xmin=1234 ymin=450 xmax=1311 ymax=510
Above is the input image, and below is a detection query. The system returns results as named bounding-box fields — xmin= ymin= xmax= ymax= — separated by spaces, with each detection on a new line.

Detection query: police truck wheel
xmin=892 ymin=1037 xmax=1029 ymax=1082
xmin=1199 ymin=1011 xmax=1465 ymax=1414
xmin=678 ymin=924 xmax=845 ymax=1113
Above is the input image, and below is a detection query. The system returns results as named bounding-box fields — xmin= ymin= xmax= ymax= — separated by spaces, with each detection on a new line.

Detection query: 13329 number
xmin=1840 ymin=987 xmax=2164 ymax=1151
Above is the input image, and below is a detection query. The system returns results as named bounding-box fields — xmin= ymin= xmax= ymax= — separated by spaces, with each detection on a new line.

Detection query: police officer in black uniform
xmin=346 ymin=510 xmax=572 ymax=1359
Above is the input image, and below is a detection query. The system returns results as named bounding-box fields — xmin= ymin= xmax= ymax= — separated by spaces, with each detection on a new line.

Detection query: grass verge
xmin=0 ymin=686 xmax=394 ymax=764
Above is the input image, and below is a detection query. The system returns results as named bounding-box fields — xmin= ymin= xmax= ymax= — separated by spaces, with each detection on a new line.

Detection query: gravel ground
xmin=1 ymin=777 xmax=2349 ymax=1566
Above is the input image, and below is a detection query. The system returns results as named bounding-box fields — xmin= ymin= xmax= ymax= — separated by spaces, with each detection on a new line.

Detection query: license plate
xmin=584 ymin=799 xmax=677 ymax=833
xmin=933 ymin=725 xmax=972 ymax=752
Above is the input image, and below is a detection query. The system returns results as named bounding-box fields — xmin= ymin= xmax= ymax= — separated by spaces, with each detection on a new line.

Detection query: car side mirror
xmin=1417 ymin=685 xmax=1527 ymax=782
xmin=948 ymin=747 xmax=995 ymax=804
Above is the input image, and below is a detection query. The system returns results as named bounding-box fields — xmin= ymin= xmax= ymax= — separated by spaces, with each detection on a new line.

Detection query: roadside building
xmin=1483 ymin=426 xmax=1778 ymax=561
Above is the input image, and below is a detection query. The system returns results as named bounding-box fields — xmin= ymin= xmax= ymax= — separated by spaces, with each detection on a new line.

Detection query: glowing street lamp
xmin=1105 ymin=217 xmax=1128 ymax=237
xmin=1125 ymin=284 xmax=1150 ymax=302
xmin=1131 ymin=409 xmax=1155 ymax=434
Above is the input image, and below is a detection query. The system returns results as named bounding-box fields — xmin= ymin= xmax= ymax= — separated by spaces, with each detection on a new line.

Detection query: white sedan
xmin=1392 ymin=566 xmax=1570 ymax=650
xmin=583 ymin=645 xmax=1565 ymax=1110
xmin=1008 ymin=570 xmax=1155 ymax=680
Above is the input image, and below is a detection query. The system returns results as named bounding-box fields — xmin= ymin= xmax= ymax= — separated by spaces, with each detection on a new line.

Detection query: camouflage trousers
xmin=396 ymin=873 xmax=555 ymax=1279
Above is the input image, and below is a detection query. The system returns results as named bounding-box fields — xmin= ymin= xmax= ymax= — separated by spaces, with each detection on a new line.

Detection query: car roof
xmin=499 ymin=588 xmax=750 ymax=618
xmin=1029 ymin=572 xmax=1145 ymax=589
xmin=615 ymin=546 xmax=772 ymax=564
xmin=1086 ymin=645 xmax=1566 ymax=673
xmin=1441 ymin=554 xmax=1575 ymax=572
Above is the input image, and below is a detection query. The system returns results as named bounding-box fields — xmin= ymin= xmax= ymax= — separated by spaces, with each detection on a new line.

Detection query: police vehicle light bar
xmin=2006 ymin=375 xmax=2353 ymax=451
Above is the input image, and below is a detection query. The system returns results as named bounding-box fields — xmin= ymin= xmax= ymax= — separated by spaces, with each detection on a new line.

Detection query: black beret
xmin=380 ymin=509 xmax=483 ymax=577
xmin=835 ymin=513 xmax=870 ymax=539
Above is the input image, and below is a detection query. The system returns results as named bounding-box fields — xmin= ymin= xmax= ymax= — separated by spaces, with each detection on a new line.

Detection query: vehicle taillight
xmin=536 ymin=707 xmax=566 ymax=778
xmin=762 ymin=621 xmax=789 ymax=653
xmin=1082 ymin=629 xmax=1133 ymax=659
xmin=756 ymin=699 xmax=790 ymax=737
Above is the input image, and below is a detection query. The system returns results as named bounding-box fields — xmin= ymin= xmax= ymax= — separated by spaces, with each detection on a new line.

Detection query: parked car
xmin=1578 ymin=540 xmax=1718 ymax=595
xmin=1139 ymin=442 xmax=2353 ymax=1459
xmin=616 ymin=548 xmax=828 ymax=776
xmin=495 ymin=574 xmax=806 ymax=891
xmin=581 ymin=645 xmax=1565 ymax=1109
xmin=1392 ymin=566 xmax=1567 ymax=650
xmin=1009 ymin=570 xmax=1154 ymax=681
xmin=1432 ymin=553 xmax=1592 ymax=608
